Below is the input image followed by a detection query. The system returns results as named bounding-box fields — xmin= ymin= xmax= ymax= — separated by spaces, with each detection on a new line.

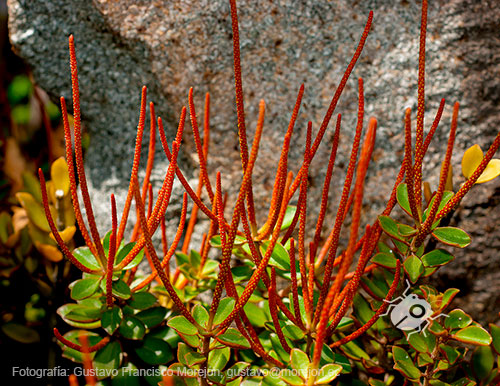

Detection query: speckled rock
xmin=7 ymin=0 xmax=500 ymax=321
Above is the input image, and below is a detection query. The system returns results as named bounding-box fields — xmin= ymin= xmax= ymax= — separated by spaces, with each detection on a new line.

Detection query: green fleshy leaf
xmin=167 ymin=315 xmax=198 ymax=336
xmin=421 ymin=249 xmax=455 ymax=267
xmin=403 ymin=255 xmax=424 ymax=284
xmin=93 ymin=341 xmax=122 ymax=379
xmin=353 ymin=293 xmax=374 ymax=325
xmin=281 ymin=206 xmax=297 ymax=230
xmin=432 ymin=227 xmax=471 ymax=248
xmin=192 ymin=304 xmax=209 ymax=328
xmin=217 ymin=327 xmax=251 ymax=349
xmin=279 ymin=370 xmax=304 ymax=385
xmin=406 ymin=331 xmax=429 ymax=353
xmin=378 ymin=215 xmax=406 ymax=242
xmin=73 ymin=247 xmax=101 ymax=271
xmin=135 ymin=336 xmax=173 ymax=365
xmin=127 ymin=292 xmax=157 ymax=310
xmin=110 ymin=279 xmax=131 ymax=300
xmin=371 ymin=252 xmax=397 ymax=269
xmin=398 ymin=223 xmax=417 ymax=236
xmin=315 ymin=364 xmax=342 ymax=384
xmin=1 ymin=323 xmax=40 ymax=344
xmin=396 ymin=183 xmax=412 ymax=215
xmin=212 ymin=297 xmax=236 ymax=326
xmin=260 ymin=241 xmax=290 ymax=271
xmin=208 ymin=346 xmax=231 ymax=371
xmin=58 ymin=330 xmax=101 ymax=363
xmin=225 ymin=362 xmax=250 ymax=382
xmin=472 ymin=346 xmax=494 ymax=380
xmin=119 ymin=316 xmax=146 ymax=340
xmin=290 ymin=349 xmax=310 ymax=373
xmin=445 ymin=309 xmax=472 ymax=330
xmin=452 ymin=325 xmax=492 ymax=346
xmin=423 ymin=191 xmax=454 ymax=222
xmin=114 ymin=242 xmax=144 ymax=269
xmin=111 ymin=363 xmax=140 ymax=386
xmin=136 ymin=307 xmax=167 ymax=329
xmin=439 ymin=344 xmax=460 ymax=365
xmin=489 ymin=323 xmax=500 ymax=355
xmin=392 ymin=346 xmax=421 ymax=381
xmin=101 ymin=306 xmax=123 ymax=335
xmin=70 ymin=278 xmax=101 ymax=300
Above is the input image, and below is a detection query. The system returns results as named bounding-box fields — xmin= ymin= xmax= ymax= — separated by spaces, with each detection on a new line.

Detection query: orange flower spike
xmin=68 ymin=35 xmax=106 ymax=263
xmin=414 ymin=0 xmax=429 ymax=210
xmin=437 ymin=130 xmax=500 ymax=221
xmin=158 ymin=116 xmax=218 ymax=223
xmin=315 ymin=78 xmax=365 ymax=318
xmin=298 ymin=122 xmax=313 ymax=316
xmin=39 ymin=169 xmax=97 ymax=273
xmin=181 ymin=174 xmax=203 ymax=254
xmin=106 ymin=194 xmax=118 ymax=307
xmin=229 ymin=0 xmax=248 ymax=169
xmin=414 ymin=98 xmax=446 ymax=192
xmin=188 ymin=88 xmax=214 ymax=201
xmin=330 ymin=260 xmax=401 ymax=348
xmin=79 ymin=333 xmax=97 ymax=386
xmin=53 ymin=328 xmax=109 ymax=353
xmin=131 ymin=193 xmax=188 ymax=292
xmin=216 ymin=163 xmax=290 ymax=333
xmin=141 ymin=102 xmax=157 ymax=201
xmin=115 ymin=139 xmax=181 ymax=271
xmin=68 ymin=375 xmax=79 ymax=386
xmin=117 ymin=86 xmax=148 ymax=244
xmin=403 ymin=108 xmax=421 ymax=223
xmin=416 ymin=103 xmax=459 ymax=245
xmin=313 ymin=117 xmax=377 ymax=367
xmin=131 ymin=177 xmax=198 ymax=325
xmin=289 ymin=238 xmax=305 ymax=329
xmin=289 ymin=12 xmax=373 ymax=197
xmin=258 ymin=84 xmax=304 ymax=239
xmin=60 ymin=97 xmax=98 ymax=257
xmin=313 ymin=114 xmax=341 ymax=253
xmin=269 ymin=267 xmax=292 ymax=354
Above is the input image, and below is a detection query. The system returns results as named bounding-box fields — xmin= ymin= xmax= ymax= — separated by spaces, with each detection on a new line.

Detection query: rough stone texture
xmin=7 ymin=0 xmax=500 ymax=321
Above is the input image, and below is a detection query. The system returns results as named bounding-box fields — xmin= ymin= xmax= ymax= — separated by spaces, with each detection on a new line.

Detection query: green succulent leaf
xmin=371 ymin=252 xmax=397 ymax=269
xmin=212 ymin=297 xmax=236 ymax=327
xmin=378 ymin=215 xmax=406 ymax=242
xmin=472 ymin=346 xmax=494 ymax=381
xmin=489 ymin=323 xmax=500 ymax=355
xmin=73 ymin=247 xmax=101 ymax=271
xmin=192 ymin=304 xmax=209 ymax=328
xmin=71 ymin=278 xmax=101 ymax=300
xmin=93 ymin=341 xmax=122 ymax=379
xmin=421 ymin=249 xmax=455 ymax=267
xmin=101 ymin=306 xmax=123 ymax=335
xmin=260 ymin=240 xmax=290 ymax=271
xmin=127 ymin=292 xmax=157 ymax=310
xmin=135 ymin=336 xmax=173 ymax=365
xmin=281 ymin=206 xmax=297 ymax=230
xmin=290 ymin=348 xmax=310 ymax=374
xmin=439 ymin=344 xmax=460 ymax=365
xmin=208 ymin=346 xmax=231 ymax=371
xmin=315 ymin=364 xmax=342 ymax=384
xmin=452 ymin=325 xmax=492 ymax=346
xmin=216 ymin=327 xmax=251 ymax=349
xmin=396 ymin=183 xmax=412 ymax=215
xmin=1 ymin=322 xmax=40 ymax=344
xmin=392 ymin=346 xmax=421 ymax=381
xmin=432 ymin=227 xmax=471 ymax=248
xmin=119 ymin=316 xmax=146 ymax=340
xmin=403 ymin=255 xmax=424 ymax=284
xmin=167 ymin=315 xmax=198 ymax=336
xmin=445 ymin=309 xmax=472 ymax=330
xmin=135 ymin=307 xmax=168 ymax=329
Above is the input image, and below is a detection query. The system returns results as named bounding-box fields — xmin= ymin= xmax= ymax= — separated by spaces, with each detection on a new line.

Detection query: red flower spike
xmin=312 ymin=114 xmax=342 ymax=256
xmin=269 ymin=267 xmax=292 ymax=354
xmin=229 ymin=0 xmax=248 ymax=171
xmin=68 ymin=374 xmax=79 ymax=386
xmin=132 ymin=193 xmax=188 ymax=292
xmin=141 ymin=102 xmax=157 ymax=202
xmin=158 ymin=115 xmax=218 ymax=223
xmin=131 ymin=177 xmax=197 ymax=325
xmin=258 ymin=84 xmax=304 ymax=240
xmin=414 ymin=0 xmax=429 ymax=210
xmin=78 ymin=333 xmax=97 ymax=386
xmin=53 ymin=327 xmax=109 ymax=353
xmin=289 ymin=238 xmax=305 ymax=330
xmin=315 ymin=78 xmax=365 ymax=320
xmin=188 ymin=88 xmax=214 ymax=201
xmin=414 ymin=98 xmax=446 ymax=198
xmin=298 ymin=122 xmax=313 ymax=316
xmin=181 ymin=173 xmax=204 ymax=254
xmin=330 ymin=259 xmax=401 ymax=348
xmin=68 ymin=35 xmax=106 ymax=264
xmin=416 ymin=102 xmax=459 ymax=245
xmin=216 ymin=162 xmax=290 ymax=333
xmin=39 ymin=169 xmax=97 ymax=273
xmin=313 ymin=117 xmax=377 ymax=367
xmin=106 ymin=194 xmax=118 ymax=307
xmin=60 ymin=97 xmax=98 ymax=257
xmin=288 ymin=12 xmax=373 ymax=197
xmin=403 ymin=108 xmax=421 ymax=223
xmin=117 ymin=86 xmax=148 ymax=244
xmin=115 ymin=139 xmax=181 ymax=271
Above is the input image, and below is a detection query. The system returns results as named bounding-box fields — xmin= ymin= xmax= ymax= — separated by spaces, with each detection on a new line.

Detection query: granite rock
xmin=7 ymin=0 xmax=500 ymax=320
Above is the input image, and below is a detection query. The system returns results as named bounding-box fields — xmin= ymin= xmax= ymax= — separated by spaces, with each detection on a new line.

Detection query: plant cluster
xmin=36 ymin=0 xmax=500 ymax=385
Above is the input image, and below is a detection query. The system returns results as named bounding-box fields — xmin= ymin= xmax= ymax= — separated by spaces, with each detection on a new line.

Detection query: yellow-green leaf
xmin=50 ymin=157 xmax=70 ymax=196
xmin=462 ymin=144 xmax=483 ymax=179
xmin=16 ymin=192 xmax=55 ymax=232
xmin=476 ymin=159 xmax=500 ymax=184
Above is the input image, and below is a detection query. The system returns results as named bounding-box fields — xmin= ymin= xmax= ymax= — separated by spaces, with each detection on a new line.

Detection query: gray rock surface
xmin=7 ymin=0 xmax=500 ymax=321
